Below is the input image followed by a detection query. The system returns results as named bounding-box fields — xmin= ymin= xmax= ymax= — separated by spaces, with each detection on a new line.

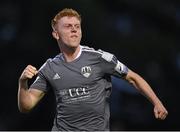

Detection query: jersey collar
xmin=60 ymin=45 xmax=82 ymax=62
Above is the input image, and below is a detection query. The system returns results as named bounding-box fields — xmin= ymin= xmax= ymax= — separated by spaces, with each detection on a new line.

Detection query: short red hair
xmin=51 ymin=8 xmax=81 ymax=29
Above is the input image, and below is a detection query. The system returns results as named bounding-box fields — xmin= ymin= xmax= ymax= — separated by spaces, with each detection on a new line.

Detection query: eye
xmin=75 ymin=24 xmax=80 ymax=29
xmin=64 ymin=24 xmax=72 ymax=28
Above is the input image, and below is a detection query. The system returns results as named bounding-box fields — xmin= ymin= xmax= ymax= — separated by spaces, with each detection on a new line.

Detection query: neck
xmin=59 ymin=44 xmax=81 ymax=62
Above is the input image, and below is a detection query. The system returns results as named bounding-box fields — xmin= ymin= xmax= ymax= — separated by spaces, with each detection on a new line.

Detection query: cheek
xmin=59 ymin=31 xmax=69 ymax=39
xmin=78 ymin=30 xmax=82 ymax=37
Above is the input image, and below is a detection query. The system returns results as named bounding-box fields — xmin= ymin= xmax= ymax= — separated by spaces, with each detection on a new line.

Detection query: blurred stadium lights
xmin=116 ymin=15 xmax=132 ymax=36
xmin=0 ymin=23 xmax=17 ymax=43
xmin=176 ymin=8 xmax=180 ymax=23
xmin=176 ymin=53 xmax=180 ymax=71
xmin=0 ymin=2 xmax=20 ymax=45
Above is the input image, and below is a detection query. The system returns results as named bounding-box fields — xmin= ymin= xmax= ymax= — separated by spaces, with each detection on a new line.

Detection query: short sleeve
xmin=100 ymin=50 xmax=129 ymax=78
xmin=30 ymin=71 xmax=49 ymax=92
xmin=29 ymin=61 xmax=50 ymax=92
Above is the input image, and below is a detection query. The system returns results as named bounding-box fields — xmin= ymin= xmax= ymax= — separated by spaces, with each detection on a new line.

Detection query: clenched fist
xmin=19 ymin=65 xmax=38 ymax=81
xmin=154 ymin=102 xmax=168 ymax=120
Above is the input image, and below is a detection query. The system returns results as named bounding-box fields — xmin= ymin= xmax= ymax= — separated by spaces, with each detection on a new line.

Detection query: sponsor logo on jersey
xmin=59 ymin=87 xmax=91 ymax=103
xmin=53 ymin=73 xmax=61 ymax=80
xmin=81 ymin=66 xmax=92 ymax=78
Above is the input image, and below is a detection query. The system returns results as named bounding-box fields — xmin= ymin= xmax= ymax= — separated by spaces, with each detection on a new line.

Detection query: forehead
xmin=58 ymin=16 xmax=80 ymax=25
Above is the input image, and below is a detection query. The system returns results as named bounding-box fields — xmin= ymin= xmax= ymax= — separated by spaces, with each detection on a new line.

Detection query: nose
xmin=71 ymin=26 xmax=77 ymax=32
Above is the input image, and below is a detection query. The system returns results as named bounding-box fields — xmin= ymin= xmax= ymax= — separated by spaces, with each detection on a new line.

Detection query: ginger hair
xmin=51 ymin=8 xmax=81 ymax=30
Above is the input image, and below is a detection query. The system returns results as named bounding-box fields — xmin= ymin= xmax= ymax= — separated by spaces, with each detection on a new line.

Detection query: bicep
xmin=124 ymin=69 xmax=148 ymax=90
xmin=28 ymin=88 xmax=45 ymax=106
xmin=124 ymin=69 xmax=139 ymax=86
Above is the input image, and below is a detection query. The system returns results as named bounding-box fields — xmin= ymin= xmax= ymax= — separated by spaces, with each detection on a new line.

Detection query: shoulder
xmin=81 ymin=45 xmax=116 ymax=62
xmin=38 ymin=54 xmax=61 ymax=72
xmin=81 ymin=45 xmax=103 ymax=56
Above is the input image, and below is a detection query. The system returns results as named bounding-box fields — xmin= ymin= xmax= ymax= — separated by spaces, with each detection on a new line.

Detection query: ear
xmin=52 ymin=30 xmax=59 ymax=40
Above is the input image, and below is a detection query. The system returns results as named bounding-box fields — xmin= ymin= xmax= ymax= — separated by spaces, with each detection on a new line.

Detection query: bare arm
xmin=124 ymin=69 xmax=168 ymax=120
xmin=18 ymin=65 xmax=45 ymax=113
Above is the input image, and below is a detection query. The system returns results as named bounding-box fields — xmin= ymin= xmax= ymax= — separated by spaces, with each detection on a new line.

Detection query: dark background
xmin=0 ymin=0 xmax=179 ymax=130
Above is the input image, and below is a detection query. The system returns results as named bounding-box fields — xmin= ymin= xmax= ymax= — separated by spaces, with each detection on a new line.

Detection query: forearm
xmin=18 ymin=80 xmax=33 ymax=112
xmin=124 ymin=69 xmax=168 ymax=119
xmin=127 ymin=71 xmax=162 ymax=106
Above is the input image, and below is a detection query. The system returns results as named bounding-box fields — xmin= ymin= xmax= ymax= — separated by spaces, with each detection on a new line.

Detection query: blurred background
xmin=0 ymin=0 xmax=179 ymax=130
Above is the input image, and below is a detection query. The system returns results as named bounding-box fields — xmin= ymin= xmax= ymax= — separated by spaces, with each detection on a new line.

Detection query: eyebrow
xmin=63 ymin=23 xmax=80 ymax=26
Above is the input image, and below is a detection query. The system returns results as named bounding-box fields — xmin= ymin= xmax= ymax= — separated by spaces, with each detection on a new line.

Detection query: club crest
xmin=81 ymin=66 xmax=92 ymax=78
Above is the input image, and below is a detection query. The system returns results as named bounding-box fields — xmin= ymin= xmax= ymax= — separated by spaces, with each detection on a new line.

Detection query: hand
xmin=154 ymin=102 xmax=168 ymax=120
xmin=19 ymin=65 xmax=38 ymax=82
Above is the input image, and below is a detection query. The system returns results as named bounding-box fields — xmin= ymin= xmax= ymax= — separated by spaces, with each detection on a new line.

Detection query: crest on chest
xmin=81 ymin=66 xmax=92 ymax=78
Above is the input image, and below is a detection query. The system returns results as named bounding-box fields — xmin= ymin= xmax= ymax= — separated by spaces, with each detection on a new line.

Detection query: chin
xmin=69 ymin=42 xmax=80 ymax=48
xmin=65 ymin=44 xmax=79 ymax=50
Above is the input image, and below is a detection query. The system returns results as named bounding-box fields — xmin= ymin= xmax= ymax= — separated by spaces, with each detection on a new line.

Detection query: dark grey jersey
xmin=30 ymin=45 xmax=128 ymax=131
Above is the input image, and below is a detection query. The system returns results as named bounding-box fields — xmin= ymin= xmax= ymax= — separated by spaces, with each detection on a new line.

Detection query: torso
xmin=46 ymin=46 xmax=111 ymax=131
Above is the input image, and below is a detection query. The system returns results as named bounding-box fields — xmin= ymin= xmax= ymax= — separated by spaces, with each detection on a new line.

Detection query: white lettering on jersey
xmin=69 ymin=87 xmax=90 ymax=97
xmin=59 ymin=87 xmax=91 ymax=103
